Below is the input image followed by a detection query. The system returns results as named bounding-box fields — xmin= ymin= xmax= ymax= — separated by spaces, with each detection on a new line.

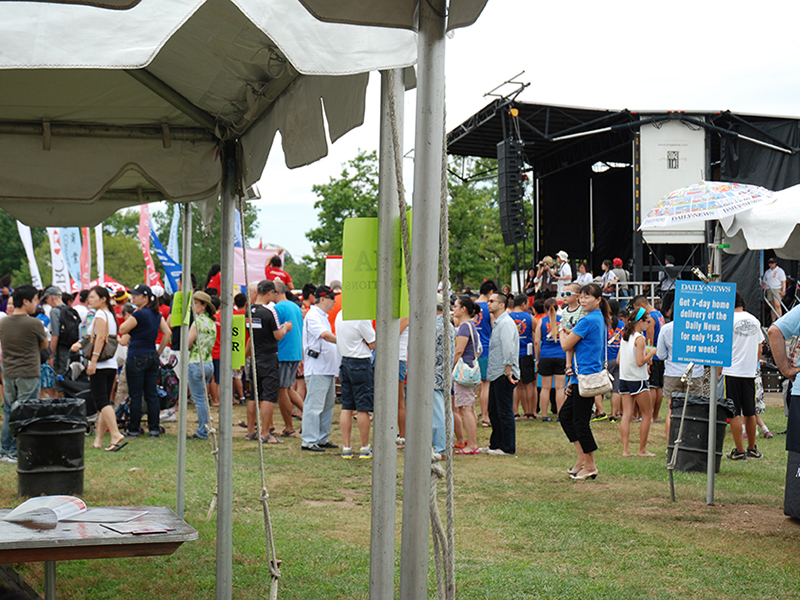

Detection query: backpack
xmin=57 ymin=305 xmax=82 ymax=347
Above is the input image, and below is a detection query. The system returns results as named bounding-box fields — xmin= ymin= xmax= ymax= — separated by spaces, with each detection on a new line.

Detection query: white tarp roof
xmin=297 ymin=0 xmax=487 ymax=31
xmin=0 ymin=0 xmax=420 ymax=226
xmin=722 ymin=183 xmax=800 ymax=260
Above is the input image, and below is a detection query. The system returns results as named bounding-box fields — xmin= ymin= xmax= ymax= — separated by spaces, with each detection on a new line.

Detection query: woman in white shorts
xmin=618 ymin=307 xmax=658 ymax=457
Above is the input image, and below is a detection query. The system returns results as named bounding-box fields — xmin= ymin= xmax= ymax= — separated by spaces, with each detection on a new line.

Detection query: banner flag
xmin=46 ymin=228 xmax=70 ymax=292
xmin=95 ymin=223 xmax=105 ymax=281
xmin=149 ymin=218 xmax=182 ymax=294
xmin=138 ymin=205 xmax=163 ymax=288
xmin=59 ymin=227 xmax=83 ymax=290
xmin=234 ymin=208 xmax=243 ymax=247
xmin=16 ymin=221 xmax=42 ymax=288
xmin=167 ymin=206 xmax=180 ymax=268
xmin=79 ymin=227 xmax=91 ymax=289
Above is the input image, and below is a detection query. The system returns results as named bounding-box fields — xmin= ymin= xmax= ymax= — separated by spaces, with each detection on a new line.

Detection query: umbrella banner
xmin=149 ymin=219 xmax=182 ymax=294
xmin=80 ymin=227 xmax=91 ymax=289
xmin=166 ymin=206 xmax=180 ymax=269
xmin=15 ymin=221 xmax=42 ymax=288
xmin=138 ymin=205 xmax=163 ymax=288
xmin=95 ymin=223 xmax=105 ymax=281
xmin=59 ymin=227 xmax=83 ymax=289
xmin=46 ymin=228 xmax=70 ymax=292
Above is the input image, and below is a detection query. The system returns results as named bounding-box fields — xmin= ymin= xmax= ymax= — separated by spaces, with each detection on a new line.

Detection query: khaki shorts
xmin=765 ymin=288 xmax=782 ymax=301
xmin=663 ymin=375 xmax=703 ymax=401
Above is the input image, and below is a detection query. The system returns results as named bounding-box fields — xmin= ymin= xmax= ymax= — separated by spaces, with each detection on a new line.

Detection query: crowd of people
xmin=0 ymin=249 xmax=789 ymax=479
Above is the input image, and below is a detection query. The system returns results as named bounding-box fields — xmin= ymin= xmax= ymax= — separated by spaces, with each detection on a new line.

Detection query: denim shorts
xmin=340 ymin=357 xmax=374 ymax=412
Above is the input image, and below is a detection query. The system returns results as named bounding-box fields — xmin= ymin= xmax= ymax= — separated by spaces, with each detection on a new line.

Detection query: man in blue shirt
xmin=273 ymin=281 xmax=304 ymax=438
xmin=475 ymin=280 xmax=496 ymax=428
xmin=482 ymin=293 xmax=520 ymax=456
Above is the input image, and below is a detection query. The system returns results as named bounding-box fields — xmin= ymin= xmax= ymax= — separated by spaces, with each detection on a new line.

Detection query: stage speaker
xmin=497 ymin=139 xmax=526 ymax=246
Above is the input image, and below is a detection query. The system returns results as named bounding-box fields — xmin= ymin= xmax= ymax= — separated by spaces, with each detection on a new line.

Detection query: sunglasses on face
xmin=560 ymin=291 xmax=574 ymax=298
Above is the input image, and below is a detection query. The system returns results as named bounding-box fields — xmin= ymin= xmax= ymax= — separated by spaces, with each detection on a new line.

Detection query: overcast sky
xmin=250 ymin=0 xmax=800 ymax=259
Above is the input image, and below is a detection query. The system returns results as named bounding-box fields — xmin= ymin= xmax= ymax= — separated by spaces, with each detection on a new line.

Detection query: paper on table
xmin=102 ymin=521 xmax=175 ymax=535
xmin=4 ymin=496 xmax=86 ymax=525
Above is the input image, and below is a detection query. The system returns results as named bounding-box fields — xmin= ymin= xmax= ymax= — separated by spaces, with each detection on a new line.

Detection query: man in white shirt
xmin=762 ymin=257 xmax=787 ymax=322
xmin=300 ymin=285 xmax=341 ymax=453
xmin=554 ymin=251 xmax=572 ymax=296
xmin=335 ymin=313 xmax=376 ymax=459
xmin=722 ymin=293 xmax=763 ymax=461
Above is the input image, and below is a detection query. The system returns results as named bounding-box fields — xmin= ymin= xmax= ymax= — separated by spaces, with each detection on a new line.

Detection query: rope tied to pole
xmin=238 ymin=201 xmax=282 ymax=596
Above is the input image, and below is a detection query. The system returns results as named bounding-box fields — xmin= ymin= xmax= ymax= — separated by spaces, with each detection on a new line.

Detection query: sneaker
xmin=764 ymin=431 xmax=774 ymax=439
xmin=0 ymin=455 xmax=18 ymax=464
xmin=395 ymin=437 xmax=405 ymax=447
xmin=477 ymin=447 xmax=490 ymax=454
xmin=341 ymin=447 xmax=353 ymax=460
xmin=541 ymin=417 xmax=552 ymax=422
xmin=726 ymin=448 xmax=747 ymax=461
xmin=358 ymin=446 xmax=373 ymax=460
xmin=301 ymin=444 xmax=325 ymax=453
xmin=591 ymin=413 xmax=608 ymax=422
xmin=746 ymin=446 xmax=763 ymax=459
xmin=318 ymin=441 xmax=339 ymax=449
xmin=486 ymin=448 xmax=511 ymax=456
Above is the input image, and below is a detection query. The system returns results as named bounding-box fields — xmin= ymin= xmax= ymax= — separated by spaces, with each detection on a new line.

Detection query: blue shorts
xmin=340 ymin=357 xmax=374 ymax=412
xmin=399 ymin=360 xmax=407 ymax=383
xmin=279 ymin=361 xmax=299 ymax=388
xmin=478 ymin=356 xmax=489 ymax=381
xmin=619 ymin=379 xmax=649 ymax=396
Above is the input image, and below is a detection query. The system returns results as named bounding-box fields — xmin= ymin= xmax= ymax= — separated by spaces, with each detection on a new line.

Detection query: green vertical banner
xmin=231 ymin=314 xmax=245 ymax=369
xmin=170 ymin=291 xmax=193 ymax=327
xmin=341 ymin=212 xmax=411 ymax=320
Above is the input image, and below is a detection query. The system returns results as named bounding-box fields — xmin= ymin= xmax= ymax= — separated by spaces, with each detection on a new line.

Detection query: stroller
xmin=115 ymin=354 xmax=179 ymax=434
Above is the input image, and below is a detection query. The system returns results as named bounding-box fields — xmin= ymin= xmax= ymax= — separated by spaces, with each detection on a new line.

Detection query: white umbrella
xmin=721 ymin=183 xmax=800 ymax=259
xmin=640 ymin=180 xmax=776 ymax=231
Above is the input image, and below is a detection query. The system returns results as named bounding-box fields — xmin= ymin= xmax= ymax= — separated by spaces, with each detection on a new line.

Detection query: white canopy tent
xmin=0 ymin=1 xmax=488 ymax=599
xmin=722 ymin=183 xmax=800 ymax=260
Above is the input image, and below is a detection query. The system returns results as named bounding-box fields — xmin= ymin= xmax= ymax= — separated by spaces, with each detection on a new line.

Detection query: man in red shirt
xmin=264 ymin=254 xmax=293 ymax=290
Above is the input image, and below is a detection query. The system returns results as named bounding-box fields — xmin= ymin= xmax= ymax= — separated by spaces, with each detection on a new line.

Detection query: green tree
xmin=284 ymin=252 xmax=314 ymax=289
xmin=151 ymin=201 xmax=259 ymax=289
xmin=304 ymin=150 xmax=379 ymax=279
xmin=447 ymin=157 xmax=532 ymax=290
xmin=0 ymin=210 xmax=46 ymax=283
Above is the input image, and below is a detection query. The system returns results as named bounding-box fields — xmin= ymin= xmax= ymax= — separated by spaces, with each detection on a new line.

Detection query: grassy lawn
xmin=1 ymin=397 xmax=798 ymax=599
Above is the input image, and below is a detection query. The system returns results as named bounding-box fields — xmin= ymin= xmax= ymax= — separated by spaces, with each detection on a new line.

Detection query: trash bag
xmin=9 ymin=397 xmax=87 ymax=436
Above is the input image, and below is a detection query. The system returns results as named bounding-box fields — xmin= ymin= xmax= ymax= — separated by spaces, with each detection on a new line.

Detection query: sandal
xmin=481 ymin=420 xmax=491 ymax=428
xmin=455 ymin=448 xmax=480 ymax=455
xmin=453 ymin=441 xmax=467 ymax=449
xmin=280 ymin=429 xmax=300 ymax=438
xmin=262 ymin=433 xmax=283 ymax=444
xmin=245 ymin=433 xmax=258 ymax=441
xmin=237 ymin=421 xmax=248 ymax=429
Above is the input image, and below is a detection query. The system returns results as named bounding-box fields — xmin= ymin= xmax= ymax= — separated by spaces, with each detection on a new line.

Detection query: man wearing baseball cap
xmin=300 ymin=285 xmax=340 ymax=452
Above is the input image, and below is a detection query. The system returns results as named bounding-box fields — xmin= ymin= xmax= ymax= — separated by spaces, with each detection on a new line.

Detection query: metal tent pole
xmin=706 ymin=224 xmax=722 ymax=505
xmin=370 ymin=68 xmax=404 ymax=600
xmin=176 ymin=202 xmax=192 ymax=517
xmin=216 ymin=142 xmax=236 ymax=599
xmin=399 ymin=1 xmax=446 ymax=598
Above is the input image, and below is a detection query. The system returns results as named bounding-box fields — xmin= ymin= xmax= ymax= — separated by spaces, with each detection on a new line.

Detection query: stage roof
xmin=446 ymin=99 xmax=800 ymax=178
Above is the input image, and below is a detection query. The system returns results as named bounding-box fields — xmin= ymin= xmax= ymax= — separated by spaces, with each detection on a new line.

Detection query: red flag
xmin=80 ymin=227 xmax=91 ymax=289
xmin=138 ymin=205 xmax=163 ymax=287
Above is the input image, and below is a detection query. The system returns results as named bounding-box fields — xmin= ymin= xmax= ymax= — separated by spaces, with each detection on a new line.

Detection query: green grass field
xmin=1 ymin=399 xmax=798 ymax=599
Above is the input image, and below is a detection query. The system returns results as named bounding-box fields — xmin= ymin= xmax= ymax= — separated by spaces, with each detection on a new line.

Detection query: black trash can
xmin=667 ymin=394 xmax=734 ymax=474
xmin=9 ymin=398 xmax=88 ymax=498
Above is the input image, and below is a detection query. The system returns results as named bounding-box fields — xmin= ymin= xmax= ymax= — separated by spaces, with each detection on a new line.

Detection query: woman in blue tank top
xmin=119 ymin=284 xmax=171 ymax=438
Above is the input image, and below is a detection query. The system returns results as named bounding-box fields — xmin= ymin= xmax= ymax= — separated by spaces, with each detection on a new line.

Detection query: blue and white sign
xmin=673 ymin=280 xmax=736 ymax=367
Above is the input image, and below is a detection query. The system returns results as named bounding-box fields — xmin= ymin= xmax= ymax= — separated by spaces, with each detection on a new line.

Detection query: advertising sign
xmin=673 ymin=280 xmax=736 ymax=367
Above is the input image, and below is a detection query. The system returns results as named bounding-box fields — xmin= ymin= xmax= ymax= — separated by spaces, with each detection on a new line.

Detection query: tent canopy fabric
xmin=297 ymin=0 xmax=488 ymax=31
xmin=722 ymin=183 xmax=800 ymax=260
xmin=0 ymin=0 xmax=418 ymax=227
